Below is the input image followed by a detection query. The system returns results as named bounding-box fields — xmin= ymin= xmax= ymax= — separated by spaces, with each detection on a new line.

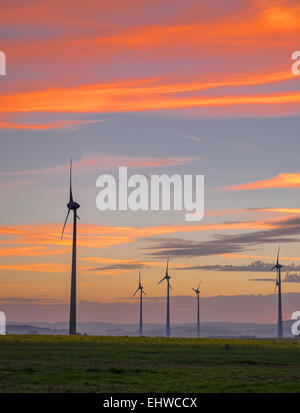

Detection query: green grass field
xmin=0 ymin=334 xmax=300 ymax=393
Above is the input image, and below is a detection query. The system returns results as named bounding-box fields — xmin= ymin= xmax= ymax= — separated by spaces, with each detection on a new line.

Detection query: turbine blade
xmin=142 ymin=290 xmax=146 ymax=296
xmin=166 ymin=257 xmax=169 ymax=276
xmin=69 ymin=158 xmax=73 ymax=203
xmin=139 ymin=271 xmax=141 ymax=287
xmin=192 ymin=288 xmax=197 ymax=293
xmin=271 ymin=265 xmax=276 ymax=271
xmin=276 ymin=245 xmax=280 ymax=266
xmin=133 ymin=287 xmax=139 ymax=297
xmin=157 ymin=276 xmax=166 ymax=285
xmin=197 ymin=281 xmax=201 ymax=290
xmin=61 ymin=209 xmax=71 ymax=240
xmin=76 ymin=214 xmax=80 ymax=220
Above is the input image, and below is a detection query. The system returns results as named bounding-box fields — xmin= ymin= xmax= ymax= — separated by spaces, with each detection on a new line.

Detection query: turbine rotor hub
xmin=67 ymin=201 xmax=80 ymax=210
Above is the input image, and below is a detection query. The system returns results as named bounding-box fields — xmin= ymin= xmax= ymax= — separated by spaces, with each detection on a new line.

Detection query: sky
xmin=1 ymin=0 xmax=300 ymax=324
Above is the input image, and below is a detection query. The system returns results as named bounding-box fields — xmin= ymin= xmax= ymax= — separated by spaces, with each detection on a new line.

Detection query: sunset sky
xmin=1 ymin=0 xmax=300 ymax=324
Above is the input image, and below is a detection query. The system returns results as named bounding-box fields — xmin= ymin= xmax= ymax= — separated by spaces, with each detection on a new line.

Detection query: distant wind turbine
xmin=61 ymin=159 xmax=80 ymax=335
xmin=271 ymin=247 xmax=283 ymax=338
xmin=192 ymin=282 xmax=201 ymax=338
xmin=158 ymin=258 xmax=172 ymax=337
xmin=133 ymin=271 xmax=146 ymax=337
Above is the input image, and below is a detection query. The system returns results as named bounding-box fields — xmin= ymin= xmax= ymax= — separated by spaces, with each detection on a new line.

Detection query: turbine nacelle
xmin=133 ymin=272 xmax=146 ymax=296
xmin=158 ymin=258 xmax=172 ymax=286
xmin=61 ymin=160 xmax=80 ymax=240
xmin=271 ymin=246 xmax=282 ymax=271
xmin=272 ymin=248 xmax=284 ymax=338
xmin=158 ymin=274 xmax=171 ymax=285
xmin=67 ymin=201 xmax=80 ymax=210
xmin=272 ymin=247 xmax=283 ymax=294
xmin=271 ymin=264 xmax=282 ymax=271
xmin=271 ymin=260 xmax=283 ymax=271
xmin=192 ymin=282 xmax=201 ymax=295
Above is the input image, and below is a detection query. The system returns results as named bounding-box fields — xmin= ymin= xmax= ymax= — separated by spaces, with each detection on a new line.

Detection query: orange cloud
xmin=0 ymin=119 xmax=106 ymax=131
xmin=5 ymin=1 xmax=300 ymax=60
xmin=1 ymin=73 xmax=299 ymax=115
xmin=0 ymin=0 xmax=299 ymax=125
xmin=256 ymin=208 xmax=300 ymax=214
xmin=0 ymin=219 xmax=280 ymax=253
xmin=0 ymin=263 xmax=66 ymax=273
xmin=0 ymin=216 xmax=296 ymax=273
xmin=0 ymin=0 xmax=151 ymax=25
xmin=88 ymin=6 xmax=300 ymax=52
xmin=207 ymin=207 xmax=300 ymax=217
xmin=0 ymin=246 xmax=69 ymax=257
xmin=224 ymin=173 xmax=300 ymax=191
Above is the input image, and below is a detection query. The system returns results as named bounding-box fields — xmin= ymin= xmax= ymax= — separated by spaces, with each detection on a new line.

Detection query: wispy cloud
xmin=284 ymin=272 xmax=300 ymax=283
xmin=0 ymin=119 xmax=107 ymax=131
xmin=223 ymin=173 xmax=300 ymax=191
xmin=183 ymin=134 xmax=203 ymax=143
xmin=1 ymin=0 xmax=300 ymax=121
xmin=1 ymin=81 xmax=299 ymax=115
xmin=174 ymin=261 xmax=300 ymax=272
xmin=144 ymin=216 xmax=300 ymax=258
xmin=0 ymin=153 xmax=197 ymax=178
xmin=0 ymin=218 xmax=277 ymax=251
xmin=249 ymin=272 xmax=300 ymax=283
xmin=0 ymin=296 xmax=66 ymax=305
xmin=0 ymin=263 xmax=66 ymax=273
xmin=0 ymin=246 xmax=69 ymax=257
xmin=248 ymin=277 xmax=275 ymax=282
xmin=88 ymin=263 xmax=146 ymax=275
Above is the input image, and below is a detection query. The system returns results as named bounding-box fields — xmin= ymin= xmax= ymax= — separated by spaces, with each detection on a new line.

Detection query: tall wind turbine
xmin=133 ymin=272 xmax=146 ymax=336
xmin=61 ymin=159 xmax=80 ymax=335
xmin=192 ymin=282 xmax=201 ymax=338
xmin=271 ymin=247 xmax=283 ymax=338
xmin=158 ymin=259 xmax=172 ymax=337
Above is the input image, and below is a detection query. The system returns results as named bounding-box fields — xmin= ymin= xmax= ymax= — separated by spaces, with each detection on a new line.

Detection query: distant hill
xmin=6 ymin=319 xmax=297 ymax=338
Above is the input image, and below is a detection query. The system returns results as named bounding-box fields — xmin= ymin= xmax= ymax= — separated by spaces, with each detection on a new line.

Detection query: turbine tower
xmin=61 ymin=159 xmax=80 ymax=335
xmin=133 ymin=272 xmax=146 ymax=336
xmin=192 ymin=282 xmax=201 ymax=338
xmin=158 ymin=259 xmax=172 ymax=337
xmin=271 ymin=247 xmax=283 ymax=338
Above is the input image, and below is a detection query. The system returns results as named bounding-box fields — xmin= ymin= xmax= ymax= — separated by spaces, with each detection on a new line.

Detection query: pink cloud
xmin=0 ymin=119 xmax=106 ymax=131
xmin=0 ymin=154 xmax=198 ymax=177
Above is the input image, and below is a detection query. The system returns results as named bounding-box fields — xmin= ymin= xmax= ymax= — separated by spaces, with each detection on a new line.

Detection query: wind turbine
xmin=158 ymin=258 xmax=172 ymax=337
xmin=133 ymin=271 xmax=146 ymax=336
xmin=61 ymin=159 xmax=80 ymax=335
xmin=271 ymin=247 xmax=283 ymax=338
xmin=192 ymin=282 xmax=201 ymax=338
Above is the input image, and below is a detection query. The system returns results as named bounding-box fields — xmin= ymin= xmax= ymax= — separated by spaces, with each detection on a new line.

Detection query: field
xmin=0 ymin=335 xmax=300 ymax=392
